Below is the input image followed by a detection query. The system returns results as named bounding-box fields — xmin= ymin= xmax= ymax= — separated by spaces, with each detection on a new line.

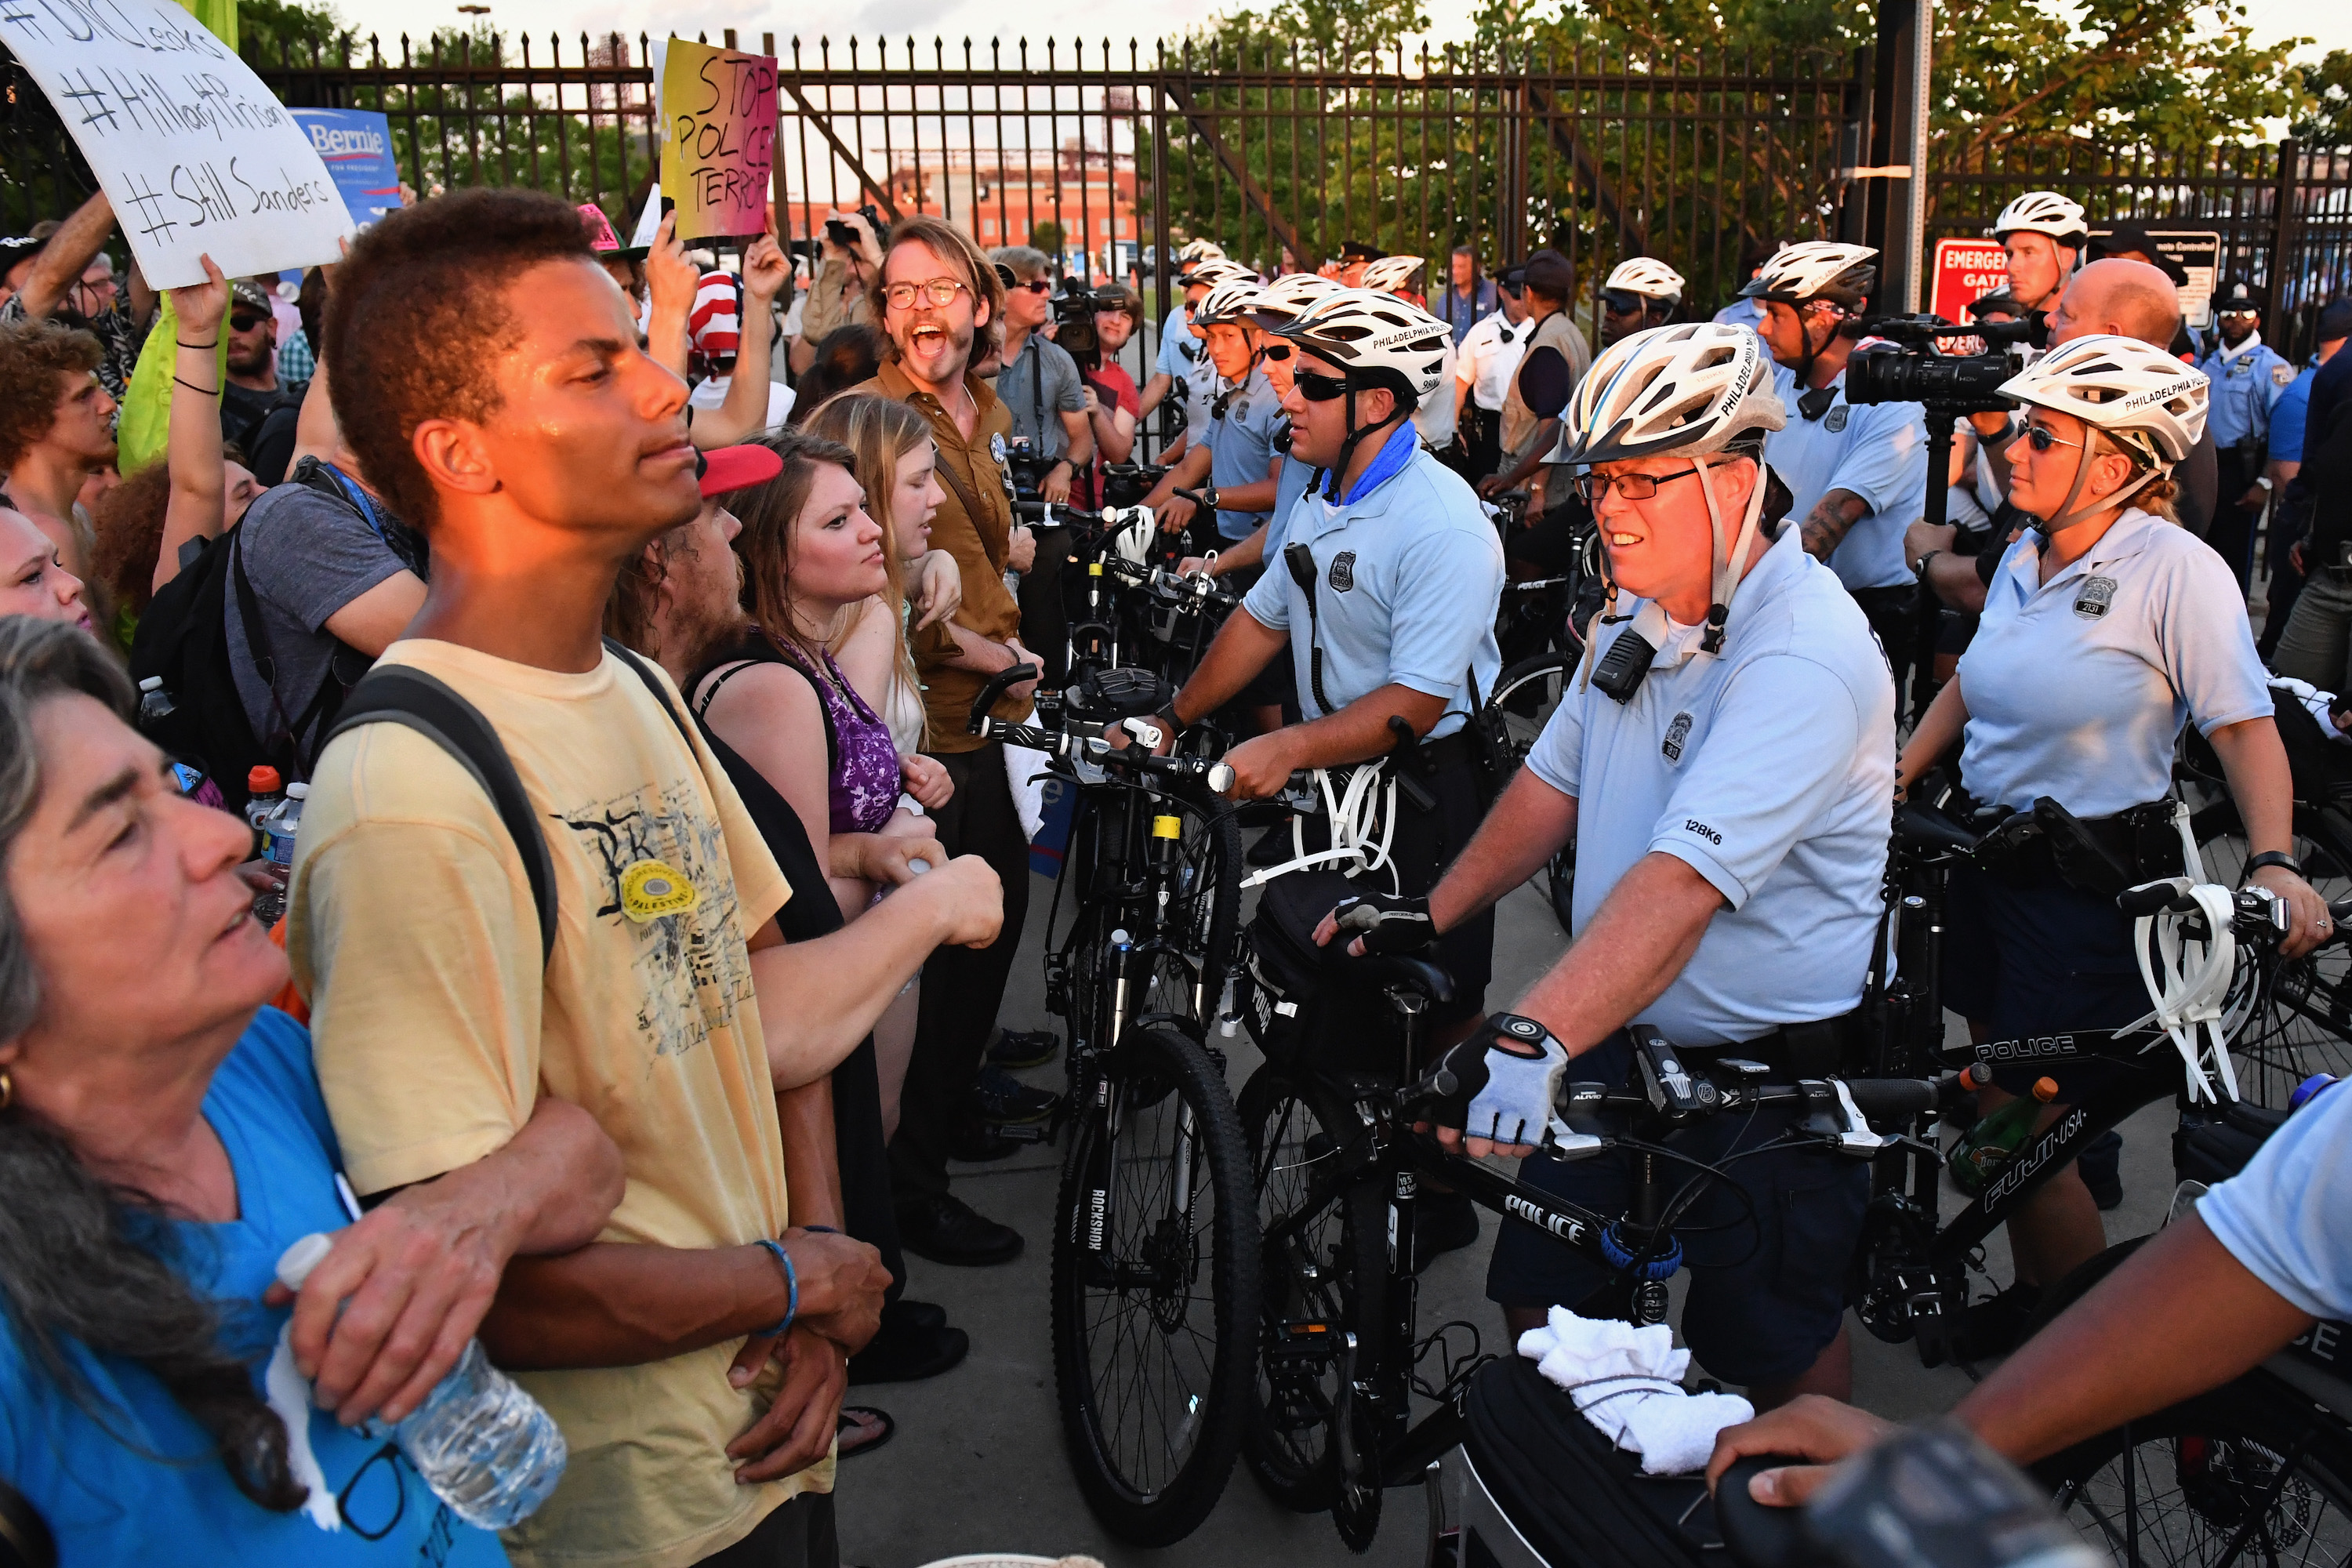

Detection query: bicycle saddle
xmin=1063 ymin=666 xmax=1176 ymax=724
xmin=1712 ymin=1455 xmax=1809 ymax=1568
xmin=1373 ymin=953 xmax=1454 ymax=1006
xmin=1893 ymin=800 xmax=1980 ymax=854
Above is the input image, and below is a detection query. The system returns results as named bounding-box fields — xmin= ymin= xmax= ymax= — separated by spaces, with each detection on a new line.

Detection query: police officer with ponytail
xmin=1895 ymin=333 xmax=2329 ymax=1354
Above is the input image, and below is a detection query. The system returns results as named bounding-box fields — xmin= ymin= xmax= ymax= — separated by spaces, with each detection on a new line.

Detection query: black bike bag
xmin=1461 ymin=1356 xmax=1715 ymax=1568
xmin=1240 ymin=869 xmax=1417 ymax=1078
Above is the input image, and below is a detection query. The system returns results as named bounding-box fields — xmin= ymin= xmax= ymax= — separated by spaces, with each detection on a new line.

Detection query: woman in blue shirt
xmin=1895 ymin=336 xmax=2328 ymax=1352
xmin=0 ymin=616 xmax=621 ymax=1564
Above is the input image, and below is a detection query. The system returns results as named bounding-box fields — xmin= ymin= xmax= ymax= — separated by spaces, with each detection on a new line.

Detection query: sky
xmin=321 ymin=0 xmax=2347 ymax=62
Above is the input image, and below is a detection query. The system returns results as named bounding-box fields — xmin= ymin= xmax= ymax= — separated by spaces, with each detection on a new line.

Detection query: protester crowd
xmin=2 ymin=164 xmax=2349 ymax=1568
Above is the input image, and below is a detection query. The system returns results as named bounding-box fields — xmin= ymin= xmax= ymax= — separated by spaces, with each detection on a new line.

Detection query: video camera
xmin=1051 ymin=287 xmax=1117 ymax=372
xmin=1004 ymin=435 xmax=1058 ymax=499
xmin=1845 ymin=313 xmax=2046 ymax=416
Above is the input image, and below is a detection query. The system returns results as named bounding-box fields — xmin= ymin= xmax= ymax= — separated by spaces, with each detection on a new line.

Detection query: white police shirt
xmin=1458 ymin=310 xmax=1526 ymax=412
xmin=1414 ymin=336 xmax=1459 ymax=448
xmin=2197 ymin=331 xmax=2293 ymax=452
xmin=1764 ymin=362 xmax=1929 ymax=593
xmin=1958 ymin=508 xmax=2274 ymax=817
xmin=1204 ymin=368 xmax=1286 ymax=542
xmin=1242 ymin=427 xmax=1504 ymax=739
xmin=1524 ymin=526 xmax=1896 ymax=1044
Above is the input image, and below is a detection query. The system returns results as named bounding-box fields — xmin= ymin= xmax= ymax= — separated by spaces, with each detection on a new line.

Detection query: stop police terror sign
xmin=1930 ymin=238 xmax=2009 ymax=323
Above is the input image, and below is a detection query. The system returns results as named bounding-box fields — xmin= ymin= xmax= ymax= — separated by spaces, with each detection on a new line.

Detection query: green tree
xmin=2292 ymin=49 xmax=2352 ymax=146
xmin=1029 ymin=220 xmax=1066 ymax=256
xmin=238 ymin=0 xmax=351 ymax=65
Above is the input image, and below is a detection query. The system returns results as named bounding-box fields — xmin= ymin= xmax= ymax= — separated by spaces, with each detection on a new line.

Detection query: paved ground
xmin=833 ymin=866 xmax=2187 ymax=1568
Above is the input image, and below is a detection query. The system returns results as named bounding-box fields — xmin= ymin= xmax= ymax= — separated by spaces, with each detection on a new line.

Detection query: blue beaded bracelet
xmin=756 ymin=1238 xmax=797 ymax=1338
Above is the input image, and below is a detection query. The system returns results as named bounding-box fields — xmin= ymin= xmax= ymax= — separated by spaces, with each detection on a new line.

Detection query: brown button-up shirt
xmin=853 ymin=359 xmax=1025 ymax=753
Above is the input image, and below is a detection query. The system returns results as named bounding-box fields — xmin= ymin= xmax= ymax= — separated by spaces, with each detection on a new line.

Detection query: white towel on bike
xmin=1518 ymin=1306 xmax=1755 ymax=1475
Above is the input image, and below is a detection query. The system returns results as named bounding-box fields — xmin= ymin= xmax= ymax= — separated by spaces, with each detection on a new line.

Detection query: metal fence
xmin=11 ymin=33 xmax=2352 ymax=358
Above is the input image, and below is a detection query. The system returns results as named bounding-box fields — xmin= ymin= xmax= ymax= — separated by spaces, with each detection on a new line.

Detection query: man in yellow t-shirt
xmin=287 ymin=189 xmax=891 ymax=1568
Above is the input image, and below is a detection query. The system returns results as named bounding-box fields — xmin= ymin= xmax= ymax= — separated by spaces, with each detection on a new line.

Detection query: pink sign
xmin=661 ymin=40 xmax=778 ymax=241
xmin=578 ymin=203 xmax=623 ymax=252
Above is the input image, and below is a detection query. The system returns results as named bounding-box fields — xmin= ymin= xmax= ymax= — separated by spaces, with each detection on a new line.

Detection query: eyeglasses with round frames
xmin=882 ymin=278 xmax=971 ymax=310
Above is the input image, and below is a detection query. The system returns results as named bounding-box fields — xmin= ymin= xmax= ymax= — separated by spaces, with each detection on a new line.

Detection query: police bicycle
xmin=963 ymin=661 xmax=1258 ymax=1544
xmin=1235 ymin=942 xmax=1950 ymax=1552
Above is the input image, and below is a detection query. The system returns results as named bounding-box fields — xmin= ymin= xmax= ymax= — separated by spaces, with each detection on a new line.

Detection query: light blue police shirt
xmin=1713 ymin=297 xmax=1766 ymax=334
xmin=2198 ymin=332 xmax=2294 ymax=451
xmin=1154 ymin=307 xmax=1196 ymax=379
xmin=1524 ymin=526 xmax=1896 ymax=1045
xmin=2273 ymin=364 xmax=2316 ymax=464
xmin=2199 ymin=1080 xmax=2352 ymax=1323
xmin=1205 ymin=368 xmax=1287 ymax=541
xmin=1764 ymin=361 xmax=1929 ymax=592
xmin=1958 ymin=508 xmax=2274 ymax=817
xmin=1242 ymin=428 xmax=1503 ymax=739
xmin=1268 ymin=449 xmax=1318 ymax=556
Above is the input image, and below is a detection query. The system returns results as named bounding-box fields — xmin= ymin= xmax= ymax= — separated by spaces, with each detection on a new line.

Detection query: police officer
xmin=1993 ymin=191 xmax=2088 ymax=318
xmin=1598 ymin=256 xmax=1686 ymax=347
xmin=1453 ymin=264 xmax=1530 ymax=481
xmin=1140 ymin=248 xmax=1244 ymax=457
xmin=1331 ymin=321 xmax=1897 ymax=1406
xmin=1895 ymin=333 xmax=2328 ymax=1353
xmin=1744 ymin=241 xmax=1929 ymax=702
xmin=1144 ymin=276 xmax=1287 ymax=557
xmin=2198 ymin=278 xmax=2294 ymax=586
xmin=1157 ymin=286 xmax=1504 ymax=1054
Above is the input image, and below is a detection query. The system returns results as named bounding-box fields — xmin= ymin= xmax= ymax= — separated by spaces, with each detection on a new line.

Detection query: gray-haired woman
xmin=0 ymin=617 xmax=622 ymax=1564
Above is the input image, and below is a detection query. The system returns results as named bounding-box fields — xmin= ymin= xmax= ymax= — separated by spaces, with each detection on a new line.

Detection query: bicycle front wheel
xmin=2035 ymin=1371 xmax=2352 ymax=1566
xmin=1051 ymin=1025 xmax=1260 ymax=1544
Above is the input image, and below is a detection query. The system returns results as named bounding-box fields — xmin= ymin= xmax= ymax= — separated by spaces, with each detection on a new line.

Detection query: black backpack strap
xmin=604 ymin=638 xmax=698 ymax=754
xmin=321 ymin=667 xmax=559 ymax=966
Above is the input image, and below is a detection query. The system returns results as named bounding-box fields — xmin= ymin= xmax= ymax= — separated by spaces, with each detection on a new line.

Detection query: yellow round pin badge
xmin=619 ymin=858 xmax=699 ymax=923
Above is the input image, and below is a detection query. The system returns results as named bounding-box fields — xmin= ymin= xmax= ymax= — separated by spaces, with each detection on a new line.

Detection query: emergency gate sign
xmin=1929 ymin=238 xmax=2009 ymax=325
xmin=1 ymin=0 xmax=353 ymax=289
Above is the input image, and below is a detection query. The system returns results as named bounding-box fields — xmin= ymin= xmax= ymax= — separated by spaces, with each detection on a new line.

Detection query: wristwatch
xmin=2246 ymin=851 xmax=2305 ymax=878
xmin=1913 ymin=548 xmax=1942 ymax=580
xmin=1202 ymin=486 xmax=1221 ymax=510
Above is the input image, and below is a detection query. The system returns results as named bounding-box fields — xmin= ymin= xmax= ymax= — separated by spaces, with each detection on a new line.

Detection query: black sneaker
xmin=887 ymin=1298 xmax=949 ymax=1334
xmin=1414 ymin=1191 xmax=1481 ymax=1271
xmin=1954 ymin=1281 xmax=2042 ymax=1360
xmin=971 ymin=1063 xmax=1058 ymax=1125
xmin=896 ymin=1192 xmax=1025 ymax=1266
xmin=2078 ymin=1128 xmax=2124 ymax=1211
xmin=848 ymin=1313 xmax=971 ymax=1385
xmin=988 ymin=1028 xmax=1061 ymax=1070
xmin=949 ymin=1119 xmax=1021 ymax=1163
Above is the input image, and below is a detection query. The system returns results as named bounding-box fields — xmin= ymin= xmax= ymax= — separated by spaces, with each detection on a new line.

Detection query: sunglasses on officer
xmin=2020 ymin=419 xmax=2087 ymax=456
xmin=1601 ymin=289 xmax=1647 ymax=316
xmin=1293 ymin=368 xmax=1352 ymax=401
xmin=1261 ymin=343 xmax=1293 ymax=361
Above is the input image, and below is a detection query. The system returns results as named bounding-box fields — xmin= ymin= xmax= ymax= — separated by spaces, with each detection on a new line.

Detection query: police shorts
xmin=1485 ymin=1033 xmax=1867 ymax=1388
xmin=1942 ymin=860 xmax=2149 ymax=1102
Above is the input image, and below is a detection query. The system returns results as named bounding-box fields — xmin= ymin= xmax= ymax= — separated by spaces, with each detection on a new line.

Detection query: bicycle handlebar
xmin=965 ymin=662 xmax=1042 ymax=734
xmin=973 ymin=715 xmax=1234 ymax=793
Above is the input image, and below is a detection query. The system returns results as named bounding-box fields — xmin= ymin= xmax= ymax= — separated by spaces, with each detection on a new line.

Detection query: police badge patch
xmin=989 ymin=432 xmax=1007 ymax=465
xmin=1824 ymin=405 xmax=1849 ymax=434
xmin=2074 ymin=575 xmax=2118 ymax=619
xmin=2274 ymin=361 xmax=2298 ymax=389
xmin=1663 ymin=711 xmax=1694 ymax=762
xmin=1328 ymin=550 xmax=1357 ymax=592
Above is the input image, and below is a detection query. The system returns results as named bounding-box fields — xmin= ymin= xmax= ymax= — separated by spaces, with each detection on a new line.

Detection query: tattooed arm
xmin=1798 ymin=488 xmax=1870 ymax=564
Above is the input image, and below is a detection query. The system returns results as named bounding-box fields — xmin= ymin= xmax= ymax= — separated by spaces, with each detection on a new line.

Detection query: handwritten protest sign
xmin=289 ymin=107 xmax=404 ymax=230
xmin=1 ymin=0 xmax=351 ymax=289
xmin=659 ymin=38 xmax=776 ymax=241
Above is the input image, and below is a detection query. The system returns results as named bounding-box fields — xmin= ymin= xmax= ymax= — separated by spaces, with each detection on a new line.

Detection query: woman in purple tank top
xmin=694 ymin=431 xmax=951 ymax=920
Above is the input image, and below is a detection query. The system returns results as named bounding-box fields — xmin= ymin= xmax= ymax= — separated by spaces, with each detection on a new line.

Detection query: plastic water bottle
xmin=263 ymin=782 xmax=309 ymax=872
xmin=1950 ymin=1076 xmax=2057 ymax=1195
xmin=136 ymin=675 xmax=176 ymax=727
xmin=274 ymin=1232 xmax=568 ymax=1529
xmin=245 ymin=767 xmax=285 ymax=837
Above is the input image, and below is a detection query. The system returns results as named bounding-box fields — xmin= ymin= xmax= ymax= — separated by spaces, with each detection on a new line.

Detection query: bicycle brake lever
xmin=1828 ymin=1080 xmax=1896 ymax=1155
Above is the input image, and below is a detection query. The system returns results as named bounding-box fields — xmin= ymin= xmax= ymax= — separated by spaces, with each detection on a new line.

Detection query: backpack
xmin=128 ymin=459 xmax=399 ymax=814
xmin=318 ymin=639 xmax=691 ymax=965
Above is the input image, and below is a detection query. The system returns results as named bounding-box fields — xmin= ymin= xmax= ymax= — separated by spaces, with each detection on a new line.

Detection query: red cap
xmin=248 ymin=764 xmax=282 ymax=793
xmin=695 ymin=443 xmax=782 ymax=498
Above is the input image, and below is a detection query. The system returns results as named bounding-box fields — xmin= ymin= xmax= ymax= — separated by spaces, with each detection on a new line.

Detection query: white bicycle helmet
xmin=1176 ymin=238 xmax=1228 ymax=267
xmin=1994 ymin=191 xmax=2089 ymax=246
xmin=1359 ymin=254 xmax=1426 ymax=293
xmin=1563 ymin=322 xmax=1789 ymax=658
xmin=1272 ymin=287 xmax=1451 ymax=397
xmin=1189 ymin=275 xmax=1267 ymax=327
xmin=1739 ymin=241 xmax=1877 ymax=309
xmin=1604 ymin=256 xmax=1687 ymax=304
xmin=1249 ymin=271 xmax=1339 ymax=326
xmin=1183 ymin=259 xmax=1255 ymax=294
xmin=1996 ymin=332 xmax=2209 ymax=528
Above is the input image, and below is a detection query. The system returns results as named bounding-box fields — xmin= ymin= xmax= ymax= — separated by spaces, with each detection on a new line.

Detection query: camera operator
xmin=789 ymin=207 xmax=883 ymax=376
xmin=985 ymin=247 xmax=1094 ymax=505
xmin=1742 ymin=241 xmax=1929 ymax=700
xmin=1338 ymin=321 xmax=1895 ymax=1405
xmin=1453 ymin=263 xmax=1530 ymax=481
xmin=1598 ymin=256 xmax=1686 ymax=347
xmin=1893 ymin=334 xmax=2325 ymax=1353
xmin=1155 ymin=289 xmax=1503 ymax=1047
xmin=1138 ymin=240 xmax=1227 ymax=445
xmin=1477 ymin=250 xmax=1592 ymax=555
xmin=2196 ymin=278 xmax=2293 ymax=588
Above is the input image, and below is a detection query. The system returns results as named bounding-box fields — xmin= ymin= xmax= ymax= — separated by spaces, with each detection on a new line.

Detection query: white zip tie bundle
xmin=1240 ymin=761 xmax=1399 ymax=891
xmin=2125 ymin=881 xmax=2245 ymax=1105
